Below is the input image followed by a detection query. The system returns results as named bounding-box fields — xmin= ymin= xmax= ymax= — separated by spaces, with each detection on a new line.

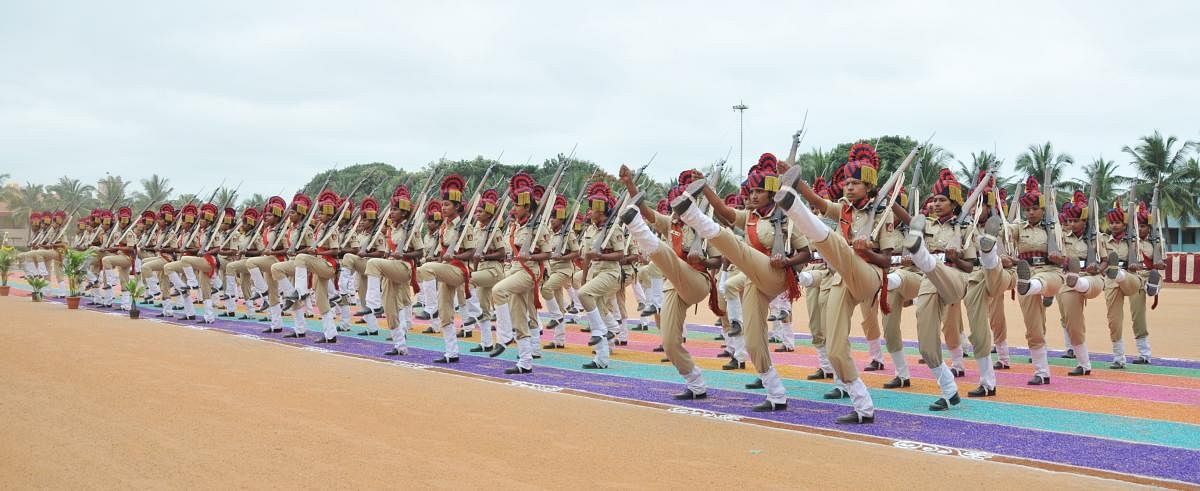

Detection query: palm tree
xmin=174 ymin=194 xmax=199 ymax=207
xmin=1015 ymin=142 xmax=1074 ymax=204
xmin=797 ymin=147 xmax=840 ymax=183
xmin=2 ymin=183 xmax=46 ymax=230
xmin=1122 ymin=131 xmax=1200 ymax=249
xmin=241 ymin=193 xmax=267 ymax=210
xmin=956 ymin=150 xmax=1012 ymax=190
xmin=131 ymin=174 xmax=173 ymax=210
xmin=46 ymin=177 xmax=95 ymax=210
xmin=95 ymin=175 xmax=130 ymax=208
xmin=213 ymin=187 xmax=239 ymax=208
xmin=1069 ymin=157 xmax=1129 ymax=211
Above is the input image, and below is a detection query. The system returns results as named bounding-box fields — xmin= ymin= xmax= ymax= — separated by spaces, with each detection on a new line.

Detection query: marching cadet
xmin=140 ymin=204 xmax=177 ymax=315
xmin=1055 ymin=191 xmax=1104 ymax=375
xmin=577 ymin=181 xmax=625 ymax=370
xmin=342 ymin=194 xmax=383 ymax=333
xmin=900 ymin=170 xmax=1003 ymax=409
xmin=872 ymin=183 xmax=921 ymax=390
xmin=945 ymin=174 xmax=1006 ymax=398
xmin=797 ymin=179 xmax=838 ymax=381
xmin=414 ymin=206 xmax=443 ymax=322
xmin=99 ymin=207 xmax=140 ymax=311
xmin=224 ymin=207 xmax=260 ymax=318
xmin=715 ymin=193 xmax=751 ymax=371
xmin=672 ymin=153 xmax=811 ymax=412
xmin=989 ymin=187 xmax=1017 ymax=370
xmin=416 ymin=174 xmax=478 ymax=363
xmin=358 ymin=190 xmax=423 ymax=355
xmin=88 ymin=209 xmax=115 ymax=306
xmin=161 ymin=204 xmax=202 ymax=320
xmin=245 ymin=196 xmax=294 ymax=333
xmin=540 ymin=195 xmax=578 ymax=350
xmin=491 ymin=174 xmax=550 ymax=373
xmin=286 ymin=190 xmax=343 ymax=343
xmin=165 ymin=203 xmax=223 ymax=323
xmin=1010 ymin=177 xmax=1064 ymax=385
xmin=265 ymin=193 xmax=315 ymax=336
xmin=340 ymin=195 xmax=385 ymax=330
xmin=773 ymin=142 xmax=892 ymax=424
xmin=465 ymin=189 xmax=507 ymax=350
xmin=1101 ymin=201 xmax=1160 ymax=367
xmin=18 ymin=212 xmax=45 ymax=280
xmin=619 ymin=166 xmax=723 ymax=399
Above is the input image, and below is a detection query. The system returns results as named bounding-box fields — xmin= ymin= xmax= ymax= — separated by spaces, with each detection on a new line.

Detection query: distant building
xmin=0 ymin=202 xmax=30 ymax=247
xmin=1165 ymin=217 xmax=1200 ymax=253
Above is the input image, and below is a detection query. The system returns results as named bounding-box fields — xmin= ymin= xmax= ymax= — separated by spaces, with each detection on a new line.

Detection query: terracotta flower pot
xmin=66 ymin=296 xmax=81 ymax=309
xmin=0 ymin=285 xmax=10 ymax=296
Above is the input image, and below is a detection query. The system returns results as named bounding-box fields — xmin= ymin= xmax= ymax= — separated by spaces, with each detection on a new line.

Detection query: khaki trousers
xmin=417 ymin=261 xmax=467 ymax=331
xmin=807 ymin=233 xmax=883 ymax=385
xmin=493 ymin=267 xmax=537 ymax=339
xmin=295 ymin=253 xmax=336 ymax=313
xmin=915 ymin=265 xmax=967 ymax=367
xmin=1019 ymin=268 xmax=1064 ymax=350
xmin=366 ymin=258 xmax=414 ymax=329
xmin=647 ymin=241 xmax=711 ymax=377
xmin=1104 ymin=272 xmax=1148 ymax=342
xmin=882 ymin=269 xmax=922 ymax=353
xmin=1059 ymin=274 xmax=1103 ymax=345
xmin=246 ymin=255 xmax=281 ymax=305
xmin=989 ymin=267 xmax=1015 ymax=345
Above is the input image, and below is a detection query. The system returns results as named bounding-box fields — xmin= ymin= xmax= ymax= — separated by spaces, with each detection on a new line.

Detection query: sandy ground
xmin=0 ymin=296 xmax=1143 ymax=489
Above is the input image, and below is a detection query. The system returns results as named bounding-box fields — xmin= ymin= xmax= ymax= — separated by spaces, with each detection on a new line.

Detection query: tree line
xmin=4 ymin=131 xmax=1198 ymax=247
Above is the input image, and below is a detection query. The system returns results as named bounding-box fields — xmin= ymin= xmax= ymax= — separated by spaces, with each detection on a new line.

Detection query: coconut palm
xmin=241 ymin=193 xmax=267 ymax=210
xmin=132 ymin=174 xmax=173 ymax=210
xmin=955 ymin=150 xmax=1012 ymax=191
xmin=1069 ymin=157 xmax=1129 ymax=212
xmin=95 ymin=175 xmax=130 ymax=208
xmin=2 ymin=183 xmax=46 ymax=228
xmin=1122 ymin=132 xmax=1200 ymax=248
xmin=46 ymin=177 xmax=95 ymax=209
xmin=1015 ymin=142 xmax=1074 ymax=204
xmin=796 ymin=147 xmax=840 ymax=183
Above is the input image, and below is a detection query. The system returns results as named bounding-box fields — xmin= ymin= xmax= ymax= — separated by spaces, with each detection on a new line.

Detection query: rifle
xmin=1147 ymin=179 xmax=1164 ymax=293
xmin=519 ymin=152 xmax=573 ymax=256
xmin=181 ymin=182 xmax=226 ymax=250
xmin=953 ymin=171 xmax=994 ymax=250
xmin=474 ymin=187 xmax=514 ymax=260
xmin=783 ymin=111 xmax=809 ymax=167
xmin=1125 ymin=189 xmax=1138 ymax=268
xmin=861 ymin=133 xmax=934 ymax=241
xmin=109 ymin=199 xmax=162 ymax=249
xmin=556 ymin=169 xmax=600 ymax=255
xmin=1042 ymin=163 xmax=1063 ymax=257
xmin=269 ymin=175 xmax=332 ymax=252
xmin=448 ymin=163 xmax=499 ymax=255
xmin=394 ymin=167 xmax=445 ymax=254
xmin=198 ymin=182 xmax=243 ymax=253
xmin=311 ymin=171 xmax=376 ymax=250
xmin=694 ymin=157 xmax=727 ymax=254
xmin=1084 ymin=177 xmax=1101 ymax=270
xmin=49 ymin=199 xmax=88 ymax=243
xmin=593 ymin=155 xmax=652 ymax=253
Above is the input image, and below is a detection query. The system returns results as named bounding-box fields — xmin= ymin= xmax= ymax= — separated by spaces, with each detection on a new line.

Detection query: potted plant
xmin=124 ymin=278 xmax=145 ymax=319
xmin=61 ymin=249 xmax=94 ymax=310
xmin=27 ymin=276 xmax=48 ymax=302
xmin=0 ymin=245 xmax=14 ymax=296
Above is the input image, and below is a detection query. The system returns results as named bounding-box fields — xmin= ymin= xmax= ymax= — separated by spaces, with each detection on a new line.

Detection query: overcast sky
xmin=3 ymin=1 xmax=1198 ymax=198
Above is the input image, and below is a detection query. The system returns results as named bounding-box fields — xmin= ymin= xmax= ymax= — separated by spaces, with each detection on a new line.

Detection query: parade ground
xmin=1 ymin=277 xmax=1196 ymax=489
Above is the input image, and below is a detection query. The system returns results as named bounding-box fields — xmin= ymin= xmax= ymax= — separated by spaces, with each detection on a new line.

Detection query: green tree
xmin=95 ymin=175 xmax=130 ymax=208
xmin=1070 ymin=157 xmax=1128 ymax=213
xmin=2 ymin=183 xmax=46 ymax=230
xmin=241 ymin=193 xmax=267 ymax=210
xmin=47 ymin=177 xmax=95 ymax=210
xmin=132 ymin=174 xmax=173 ymax=210
xmin=1015 ymin=142 xmax=1073 ymax=205
xmin=1122 ymin=131 xmax=1200 ymax=249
